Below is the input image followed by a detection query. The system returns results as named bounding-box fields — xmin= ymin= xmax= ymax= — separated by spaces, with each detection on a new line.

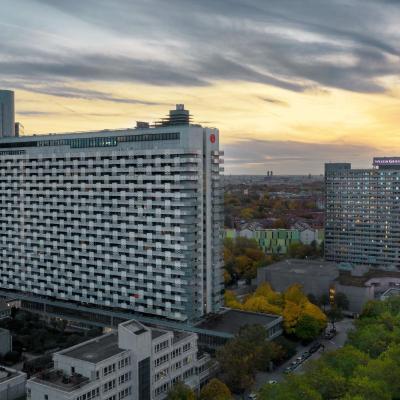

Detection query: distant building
xmin=27 ymin=319 xmax=214 ymax=400
xmin=0 ymin=329 xmax=12 ymax=356
xmin=325 ymin=158 xmax=400 ymax=267
xmin=224 ymin=227 xmax=324 ymax=254
xmin=256 ymin=259 xmax=339 ymax=298
xmin=333 ymin=267 xmax=400 ymax=313
xmin=14 ymin=122 xmax=24 ymax=137
xmin=0 ymin=366 xmax=26 ymax=400
xmin=0 ymin=90 xmax=15 ymax=137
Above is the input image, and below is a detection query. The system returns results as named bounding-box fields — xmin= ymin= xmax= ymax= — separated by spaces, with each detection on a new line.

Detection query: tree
xmin=347 ymin=376 xmax=390 ymax=400
xmin=322 ymin=345 xmax=369 ymax=377
xmin=217 ymin=324 xmax=276 ymax=392
xmin=304 ymin=362 xmax=347 ymax=399
xmin=326 ymin=306 xmax=342 ymax=331
xmin=167 ymin=383 xmax=196 ymax=400
xmin=200 ymin=378 xmax=232 ymax=400
xmin=259 ymin=375 xmax=322 ymax=400
xmin=334 ymin=292 xmax=349 ymax=310
xmin=319 ymin=293 xmax=330 ymax=311
xmin=295 ymin=315 xmax=321 ymax=342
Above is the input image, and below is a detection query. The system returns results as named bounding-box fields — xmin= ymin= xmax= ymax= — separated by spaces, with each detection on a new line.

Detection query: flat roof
xmin=151 ymin=329 xmax=167 ymax=340
xmin=197 ymin=309 xmax=281 ymax=336
xmin=262 ymin=259 xmax=338 ymax=276
xmin=62 ymin=334 xmax=123 ymax=363
xmin=0 ymin=366 xmax=24 ymax=384
xmin=336 ymin=269 xmax=400 ymax=287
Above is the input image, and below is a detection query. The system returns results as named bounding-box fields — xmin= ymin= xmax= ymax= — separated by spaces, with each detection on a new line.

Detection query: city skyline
xmin=2 ymin=0 xmax=400 ymax=174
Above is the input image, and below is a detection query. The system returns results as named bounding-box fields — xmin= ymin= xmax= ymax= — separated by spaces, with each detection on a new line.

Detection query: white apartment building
xmin=27 ymin=320 xmax=213 ymax=400
xmin=0 ymin=105 xmax=224 ymax=322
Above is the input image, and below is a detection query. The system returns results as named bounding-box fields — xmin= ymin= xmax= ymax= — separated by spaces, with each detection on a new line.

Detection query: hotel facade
xmin=0 ymin=105 xmax=224 ymax=322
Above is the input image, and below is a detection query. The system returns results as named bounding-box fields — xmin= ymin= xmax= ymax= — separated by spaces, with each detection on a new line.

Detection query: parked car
xmin=309 ymin=342 xmax=322 ymax=354
xmin=268 ymin=380 xmax=278 ymax=385
xmin=248 ymin=393 xmax=257 ymax=400
xmin=302 ymin=351 xmax=310 ymax=359
xmin=284 ymin=366 xmax=293 ymax=374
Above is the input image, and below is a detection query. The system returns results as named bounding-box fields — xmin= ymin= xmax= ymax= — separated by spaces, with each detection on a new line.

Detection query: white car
xmin=268 ymin=380 xmax=278 ymax=384
xmin=248 ymin=393 xmax=257 ymax=400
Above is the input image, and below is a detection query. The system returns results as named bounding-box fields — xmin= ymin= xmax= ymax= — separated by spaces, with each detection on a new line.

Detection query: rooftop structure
xmin=0 ymin=90 xmax=15 ymax=137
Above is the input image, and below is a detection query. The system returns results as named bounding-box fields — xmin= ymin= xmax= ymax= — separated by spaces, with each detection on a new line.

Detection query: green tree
xmin=347 ymin=376 xmax=390 ymax=400
xmin=295 ymin=315 xmax=321 ymax=341
xmin=259 ymin=375 xmax=322 ymax=400
xmin=326 ymin=306 xmax=343 ymax=331
xmin=304 ymin=362 xmax=347 ymax=399
xmin=200 ymin=378 xmax=232 ymax=400
xmin=334 ymin=292 xmax=349 ymax=310
xmin=322 ymin=345 xmax=369 ymax=377
xmin=216 ymin=324 xmax=276 ymax=392
xmin=167 ymin=383 xmax=196 ymax=400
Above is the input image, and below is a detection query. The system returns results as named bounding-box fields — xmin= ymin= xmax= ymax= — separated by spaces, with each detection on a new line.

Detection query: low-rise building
xmin=0 ymin=366 xmax=26 ymax=400
xmin=333 ymin=268 xmax=400 ymax=313
xmin=196 ymin=309 xmax=283 ymax=350
xmin=27 ymin=319 xmax=214 ymax=400
xmin=225 ymin=227 xmax=324 ymax=255
xmin=256 ymin=259 xmax=339 ymax=298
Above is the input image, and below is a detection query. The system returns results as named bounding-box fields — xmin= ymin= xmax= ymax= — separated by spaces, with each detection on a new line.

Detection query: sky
xmin=1 ymin=0 xmax=400 ymax=174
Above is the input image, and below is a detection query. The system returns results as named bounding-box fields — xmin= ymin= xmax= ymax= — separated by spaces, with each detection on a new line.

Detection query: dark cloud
xmin=258 ymin=96 xmax=288 ymax=106
xmin=224 ymin=138 xmax=379 ymax=174
xmin=2 ymin=0 xmax=400 ymax=94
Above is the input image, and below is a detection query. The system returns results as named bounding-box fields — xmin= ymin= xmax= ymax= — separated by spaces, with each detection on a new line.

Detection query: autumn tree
xmin=200 ymin=378 xmax=232 ymax=400
xmin=167 ymin=382 xmax=196 ymax=400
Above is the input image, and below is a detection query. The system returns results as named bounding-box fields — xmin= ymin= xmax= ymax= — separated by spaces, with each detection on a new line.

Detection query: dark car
xmin=309 ymin=343 xmax=322 ymax=354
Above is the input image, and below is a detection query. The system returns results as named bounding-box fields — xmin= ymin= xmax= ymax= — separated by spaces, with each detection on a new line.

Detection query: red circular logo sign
xmin=210 ymin=134 xmax=216 ymax=143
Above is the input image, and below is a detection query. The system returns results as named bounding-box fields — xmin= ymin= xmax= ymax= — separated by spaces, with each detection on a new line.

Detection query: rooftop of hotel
xmin=61 ymin=333 xmax=123 ymax=363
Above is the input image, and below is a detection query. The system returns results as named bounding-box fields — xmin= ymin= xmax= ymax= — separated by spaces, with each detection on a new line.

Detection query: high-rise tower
xmin=0 ymin=90 xmax=15 ymax=137
xmin=325 ymin=158 xmax=400 ymax=267
xmin=0 ymin=105 xmax=224 ymax=322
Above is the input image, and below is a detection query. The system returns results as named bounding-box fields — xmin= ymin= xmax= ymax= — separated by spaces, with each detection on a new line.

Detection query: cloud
xmin=0 ymin=0 xmax=399 ymax=95
xmin=258 ymin=96 xmax=288 ymax=106
xmin=224 ymin=138 xmax=379 ymax=174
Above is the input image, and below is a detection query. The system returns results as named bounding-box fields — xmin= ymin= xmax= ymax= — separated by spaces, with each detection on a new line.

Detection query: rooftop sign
xmin=373 ymin=157 xmax=400 ymax=166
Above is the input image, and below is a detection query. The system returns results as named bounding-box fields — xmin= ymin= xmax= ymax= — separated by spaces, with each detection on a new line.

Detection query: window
xmin=118 ymin=371 xmax=132 ymax=385
xmin=104 ymin=379 xmax=116 ymax=393
xmin=103 ymin=363 xmax=116 ymax=376
xmin=155 ymin=340 xmax=169 ymax=353
xmin=118 ymin=387 xmax=132 ymax=399
xmin=118 ymin=357 xmax=131 ymax=369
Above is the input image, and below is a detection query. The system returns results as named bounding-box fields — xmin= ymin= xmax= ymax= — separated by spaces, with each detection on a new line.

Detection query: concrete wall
xmin=0 ymin=369 xmax=26 ymax=400
xmin=0 ymin=329 xmax=12 ymax=356
xmin=334 ymin=284 xmax=374 ymax=314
